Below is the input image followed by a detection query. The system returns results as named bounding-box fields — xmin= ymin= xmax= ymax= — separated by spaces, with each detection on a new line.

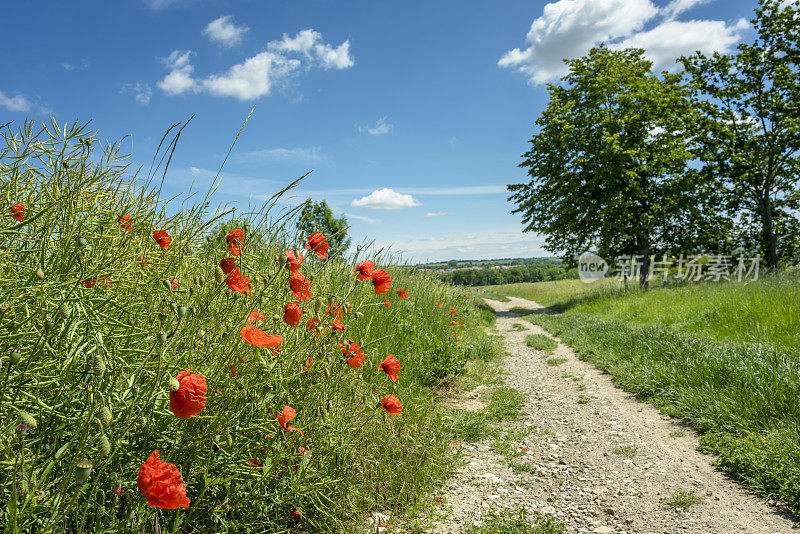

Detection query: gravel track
xmin=431 ymin=296 xmax=797 ymax=534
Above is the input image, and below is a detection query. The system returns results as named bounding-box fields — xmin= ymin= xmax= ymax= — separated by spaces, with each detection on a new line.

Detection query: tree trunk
xmin=761 ymin=196 xmax=779 ymax=270
xmin=639 ymin=237 xmax=650 ymax=289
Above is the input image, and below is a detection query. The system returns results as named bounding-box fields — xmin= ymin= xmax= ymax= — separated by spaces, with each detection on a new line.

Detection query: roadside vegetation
xmin=0 ymin=120 xmax=501 ymax=533
xmin=502 ymin=274 xmax=800 ymax=512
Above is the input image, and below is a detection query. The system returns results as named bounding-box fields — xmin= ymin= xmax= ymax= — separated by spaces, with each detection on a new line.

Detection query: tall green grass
xmin=0 ymin=120 xmax=500 ymax=532
xmin=503 ymin=275 xmax=800 ymax=512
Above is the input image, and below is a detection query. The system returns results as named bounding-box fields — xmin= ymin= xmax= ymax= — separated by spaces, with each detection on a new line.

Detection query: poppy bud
xmin=157 ymin=331 xmax=167 ymax=345
xmin=93 ymin=355 xmax=106 ymax=378
xmin=162 ymin=280 xmax=172 ymax=291
xmin=15 ymin=423 xmax=27 ymax=435
xmin=313 ymin=299 xmax=322 ymax=315
xmin=59 ymin=303 xmax=72 ymax=319
xmin=130 ymin=384 xmax=140 ymax=399
xmin=356 ymin=245 xmax=362 ymax=252
xmin=189 ymin=287 xmax=195 ymax=296
xmin=158 ymin=311 xmax=169 ymax=324
xmin=291 ymin=509 xmax=302 ymax=520
xmin=272 ymin=314 xmax=281 ymax=322
xmin=354 ymin=312 xmax=364 ymax=319
xmin=18 ymin=410 xmax=37 ymax=429
xmin=198 ymin=330 xmax=206 ymax=339
xmin=167 ymin=377 xmax=181 ymax=392
xmin=76 ymin=237 xmax=87 ymax=248
xmin=97 ymin=407 xmax=112 ymax=429
xmin=226 ymin=433 xmax=233 ymax=447
xmin=9 ymin=348 xmax=22 ymax=365
xmin=35 ymin=267 xmax=44 ymax=280
xmin=98 ymin=434 xmax=111 ymax=457
xmin=214 ymin=267 xmax=225 ymax=284
xmin=168 ymin=301 xmax=177 ymax=313
xmin=127 ymin=315 xmax=135 ymax=326
xmin=74 ymin=459 xmax=93 ymax=484
xmin=45 ymin=318 xmax=55 ymax=331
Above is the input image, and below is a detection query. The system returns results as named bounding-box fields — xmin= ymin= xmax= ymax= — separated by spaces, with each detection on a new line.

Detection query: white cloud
xmin=203 ymin=15 xmax=249 ymax=48
xmin=157 ymin=50 xmax=197 ymax=95
xmin=62 ymin=60 xmax=90 ymax=71
xmin=233 ymin=146 xmax=322 ymax=162
xmin=142 ymin=0 xmax=181 ymax=10
xmin=499 ymin=0 xmax=748 ymax=84
xmin=612 ymin=18 xmax=749 ymax=71
xmin=157 ymin=29 xmax=352 ymax=100
xmin=351 ymin=188 xmax=422 ymax=210
xmin=425 ymin=211 xmax=448 ymax=217
xmin=345 ymin=212 xmax=380 ymax=224
xmin=120 ymin=82 xmax=152 ymax=105
xmin=358 ymin=116 xmax=393 ymax=136
xmin=0 ymin=90 xmax=32 ymax=112
xmin=268 ymin=29 xmax=354 ymax=69
xmin=661 ymin=0 xmax=712 ymax=20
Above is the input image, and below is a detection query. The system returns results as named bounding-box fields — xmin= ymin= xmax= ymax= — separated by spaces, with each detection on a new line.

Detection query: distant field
xmin=486 ymin=273 xmax=800 ymax=512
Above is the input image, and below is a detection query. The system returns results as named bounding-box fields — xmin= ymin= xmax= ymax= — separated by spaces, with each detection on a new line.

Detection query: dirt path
xmin=432 ymin=296 xmax=797 ymax=534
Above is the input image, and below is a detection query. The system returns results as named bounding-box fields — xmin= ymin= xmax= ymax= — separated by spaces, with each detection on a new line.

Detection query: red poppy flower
xmin=380 ymin=394 xmax=403 ymax=415
xmin=283 ymin=301 xmax=303 ymax=326
xmin=153 ymin=230 xmax=172 ymax=249
xmin=10 ymin=203 xmax=24 ymax=222
xmin=283 ymin=250 xmax=305 ymax=273
xmin=83 ymin=276 xmax=112 ymax=288
xmin=304 ymin=233 xmax=329 ymax=259
xmin=169 ymin=369 xmax=207 ymax=418
xmin=355 ymin=260 xmax=376 ymax=280
xmin=291 ymin=509 xmax=302 ymax=519
xmin=240 ymin=325 xmax=283 ymax=348
xmin=449 ymin=306 xmax=456 ymax=316
xmin=371 ymin=269 xmax=391 ymax=295
xmin=331 ymin=321 xmax=346 ymax=331
xmin=396 ymin=288 xmax=408 ymax=299
xmin=450 ymin=320 xmax=457 ymax=326
xmin=382 ymin=296 xmax=391 ymax=307
xmin=138 ymin=254 xmax=149 ymax=268
xmin=436 ymin=302 xmax=442 ymax=308
xmin=340 ymin=340 xmax=364 ymax=369
xmin=326 ymin=302 xmax=344 ymax=322
xmin=226 ymin=229 xmax=244 ymax=256
xmin=220 ymin=257 xmax=237 ymax=275
xmin=247 ymin=310 xmax=266 ymax=322
xmin=137 ymin=450 xmax=190 ymax=509
xmin=302 ymin=358 xmax=313 ymax=372
xmin=226 ymin=268 xmax=251 ymax=294
xmin=277 ymin=406 xmax=304 ymax=435
xmin=378 ymin=354 xmax=401 ymax=382
xmin=118 ymin=214 xmax=132 ymax=231
xmin=289 ymin=271 xmax=312 ymax=301
xmin=169 ymin=279 xmax=180 ymax=290
xmin=306 ymin=317 xmax=325 ymax=335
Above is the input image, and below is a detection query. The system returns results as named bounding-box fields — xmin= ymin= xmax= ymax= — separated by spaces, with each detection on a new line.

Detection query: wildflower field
xmin=0 ymin=120 xmax=499 ymax=533
xmin=503 ymin=276 xmax=800 ymax=512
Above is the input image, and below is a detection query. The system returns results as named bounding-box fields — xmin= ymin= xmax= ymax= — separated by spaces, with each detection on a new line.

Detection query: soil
xmin=429 ymin=296 xmax=798 ymax=534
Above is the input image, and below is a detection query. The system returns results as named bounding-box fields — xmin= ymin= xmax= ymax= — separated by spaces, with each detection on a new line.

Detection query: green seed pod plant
xmin=93 ymin=354 xmax=106 ymax=378
xmin=98 ymin=435 xmax=111 ymax=457
xmin=98 ymin=406 xmax=112 ymax=429
xmin=9 ymin=348 xmax=22 ymax=365
xmin=59 ymin=303 xmax=72 ymax=320
xmin=18 ymin=410 xmax=37 ymax=429
xmin=177 ymin=305 xmax=187 ymax=318
xmin=214 ymin=267 xmax=225 ymax=284
xmin=35 ymin=267 xmax=45 ymax=280
xmin=74 ymin=459 xmax=93 ymax=484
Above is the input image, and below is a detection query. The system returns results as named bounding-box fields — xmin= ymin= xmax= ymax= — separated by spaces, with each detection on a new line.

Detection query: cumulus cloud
xmin=358 ymin=116 xmax=392 ymax=136
xmin=120 ymin=82 xmax=152 ymax=105
xmin=203 ymin=15 xmax=249 ymax=48
xmin=0 ymin=90 xmax=32 ymax=112
xmin=499 ymin=0 xmax=748 ymax=84
xmin=62 ymin=60 xmax=90 ymax=71
xmin=351 ymin=188 xmax=422 ymax=210
xmin=425 ymin=211 xmax=448 ymax=217
xmin=157 ymin=29 xmax=353 ymax=100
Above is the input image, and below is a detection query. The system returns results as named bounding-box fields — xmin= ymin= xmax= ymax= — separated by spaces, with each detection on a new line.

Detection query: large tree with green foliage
xmin=296 ymin=199 xmax=351 ymax=258
xmin=680 ymin=0 xmax=800 ymax=269
xmin=509 ymin=46 xmax=729 ymax=286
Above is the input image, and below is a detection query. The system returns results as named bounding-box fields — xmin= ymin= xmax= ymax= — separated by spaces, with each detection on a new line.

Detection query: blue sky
xmin=1 ymin=0 xmax=757 ymax=263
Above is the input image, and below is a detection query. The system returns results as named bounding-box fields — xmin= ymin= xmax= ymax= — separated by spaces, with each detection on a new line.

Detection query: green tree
xmin=296 ymin=200 xmax=351 ymax=258
xmin=680 ymin=0 xmax=800 ymax=269
xmin=508 ymin=46 xmax=728 ymax=287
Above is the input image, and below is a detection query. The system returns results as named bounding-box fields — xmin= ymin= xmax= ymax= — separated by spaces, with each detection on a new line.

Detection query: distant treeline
xmin=424 ymin=258 xmax=575 ymax=287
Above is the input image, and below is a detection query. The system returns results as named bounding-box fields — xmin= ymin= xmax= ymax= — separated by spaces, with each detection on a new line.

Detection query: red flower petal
xmin=240 ymin=325 xmax=282 ymax=348
xmin=169 ymin=370 xmax=207 ymax=418
xmin=137 ymin=451 xmax=190 ymax=509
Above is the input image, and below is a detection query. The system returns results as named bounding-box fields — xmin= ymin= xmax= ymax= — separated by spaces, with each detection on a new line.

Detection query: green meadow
xmin=0 ymin=121 xmax=502 ymax=533
xmin=500 ymin=274 xmax=800 ymax=511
